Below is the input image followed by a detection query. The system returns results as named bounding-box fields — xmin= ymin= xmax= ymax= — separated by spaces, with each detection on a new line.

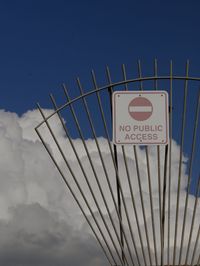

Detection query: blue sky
xmin=0 ymin=0 xmax=200 ymax=114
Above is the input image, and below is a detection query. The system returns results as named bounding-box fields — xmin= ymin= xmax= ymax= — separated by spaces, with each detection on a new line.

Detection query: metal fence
xmin=35 ymin=60 xmax=200 ymax=266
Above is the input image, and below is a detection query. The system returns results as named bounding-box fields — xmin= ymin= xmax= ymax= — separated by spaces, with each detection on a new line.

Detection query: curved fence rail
xmin=35 ymin=60 xmax=200 ymax=266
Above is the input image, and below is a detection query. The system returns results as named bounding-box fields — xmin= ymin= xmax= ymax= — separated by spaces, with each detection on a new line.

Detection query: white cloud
xmin=0 ymin=109 xmax=199 ymax=265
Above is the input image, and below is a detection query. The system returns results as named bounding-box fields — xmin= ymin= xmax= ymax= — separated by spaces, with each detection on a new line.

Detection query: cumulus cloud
xmin=0 ymin=203 xmax=105 ymax=266
xmin=0 ymin=109 xmax=199 ymax=266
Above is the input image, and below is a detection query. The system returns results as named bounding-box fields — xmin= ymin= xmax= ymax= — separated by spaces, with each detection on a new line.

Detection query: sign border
xmin=112 ymin=90 xmax=169 ymax=145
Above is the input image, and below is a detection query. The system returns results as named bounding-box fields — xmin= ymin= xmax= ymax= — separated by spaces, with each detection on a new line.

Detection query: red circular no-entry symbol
xmin=128 ymin=96 xmax=153 ymax=121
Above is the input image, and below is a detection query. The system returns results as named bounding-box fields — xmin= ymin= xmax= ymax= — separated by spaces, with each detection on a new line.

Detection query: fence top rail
xmin=35 ymin=75 xmax=200 ymax=129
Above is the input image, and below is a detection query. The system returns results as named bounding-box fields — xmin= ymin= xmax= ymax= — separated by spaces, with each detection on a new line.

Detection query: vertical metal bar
xmin=197 ymin=248 xmax=200 ymax=266
xmin=167 ymin=60 xmax=173 ymax=266
xmin=106 ymin=76 xmax=125 ymax=264
xmin=121 ymin=147 xmax=146 ymax=266
xmin=137 ymin=59 xmax=157 ymax=266
xmin=145 ymin=146 xmax=159 ymax=266
xmin=49 ymin=93 xmax=130 ymax=266
xmin=190 ymin=219 xmax=200 ymax=266
xmin=161 ymin=145 xmax=169 ymax=266
xmin=35 ymin=127 xmax=114 ymax=266
xmin=185 ymin=174 xmax=200 ymax=265
xmin=179 ymin=89 xmax=200 ymax=265
xmin=133 ymin=145 xmax=153 ymax=266
xmin=172 ymin=60 xmax=189 ymax=266
xmin=154 ymin=59 xmax=163 ymax=264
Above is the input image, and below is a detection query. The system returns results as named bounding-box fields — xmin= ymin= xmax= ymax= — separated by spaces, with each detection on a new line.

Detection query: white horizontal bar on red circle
xmin=129 ymin=106 xmax=152 ymax=112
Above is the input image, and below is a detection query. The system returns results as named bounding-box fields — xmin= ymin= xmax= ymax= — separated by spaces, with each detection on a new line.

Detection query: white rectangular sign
xmin=112 ymin=91 xmax=169 ymax=145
